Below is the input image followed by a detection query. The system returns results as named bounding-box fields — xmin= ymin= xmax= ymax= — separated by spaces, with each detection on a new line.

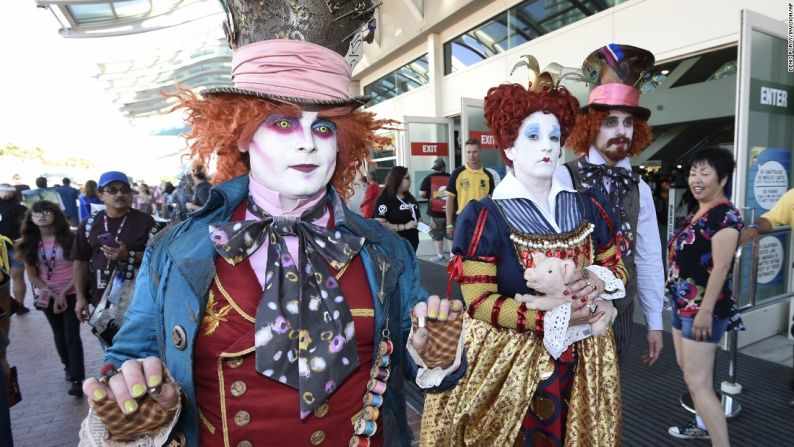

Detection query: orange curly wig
xmin=175 ymin=90 xmax=395 ymax=200
xmin=483 ymin=84 xmax=580 ymax=167
xmin=565 ymin=108 xmax=653 ymax=157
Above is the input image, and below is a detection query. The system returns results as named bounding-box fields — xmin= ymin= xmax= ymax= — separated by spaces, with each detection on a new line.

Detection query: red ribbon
xmin=446 ymin=255 xmax=464 ymax=299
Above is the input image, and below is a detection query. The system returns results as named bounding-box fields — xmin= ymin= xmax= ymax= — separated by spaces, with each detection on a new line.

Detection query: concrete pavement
xmin=7 ymin=307 xmax=102 ymax=446
xmin=4 ymin=236 xmax=791 ymax=445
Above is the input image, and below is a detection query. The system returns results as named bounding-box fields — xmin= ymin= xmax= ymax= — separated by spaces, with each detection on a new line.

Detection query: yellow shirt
xmin=446 ymin=164 xmax=495 ymax=214
xmin=761 ymin=187 xmax=794 ymax=226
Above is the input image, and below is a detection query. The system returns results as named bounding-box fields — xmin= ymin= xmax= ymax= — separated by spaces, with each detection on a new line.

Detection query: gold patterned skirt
xmin=420 ymin=316 xmax=622 ymax=446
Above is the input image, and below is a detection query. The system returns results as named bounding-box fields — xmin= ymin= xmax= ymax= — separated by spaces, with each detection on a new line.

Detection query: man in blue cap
xmin=72 ymin=171 xmax=157 ymax=328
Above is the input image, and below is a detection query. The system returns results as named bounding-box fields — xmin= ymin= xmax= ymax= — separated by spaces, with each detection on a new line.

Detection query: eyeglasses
xmin=32 ymin=211 xmax=53 ymax=217
xmin=103 ymin=186 xmax=132 ymax=195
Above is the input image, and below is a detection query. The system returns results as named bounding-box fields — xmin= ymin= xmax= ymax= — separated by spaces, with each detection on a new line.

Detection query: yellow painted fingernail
xmin=131 ymin=384 xmax=146 ymax=398
xmin=123 ymin=399 xmax=138 ymax=414
xmin=92 ymin=389 xmax=106 ymax=401
xmin=439 ymin=310 xmax=449 ymax=321
xmin=147 ymin=375 xmax=162 ymax=388
xmin=428 ymin=308 xmax=438 ymax=319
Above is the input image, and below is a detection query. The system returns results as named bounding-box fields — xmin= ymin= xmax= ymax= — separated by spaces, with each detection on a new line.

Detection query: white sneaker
xmin=432 ymin=254 xmax=446 ymax=262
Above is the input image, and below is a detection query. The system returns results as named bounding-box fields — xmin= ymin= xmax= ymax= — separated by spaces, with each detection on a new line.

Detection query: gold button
xmin=237 ymin=441 xmax=252 ymax=447
xmin=172 ymin=326 xmax=187 ymax=350
xmin=233 ymin=410 xmax=251 ymax=427
xmin=310 ymin=430 xmax=325 ymax=445
xmin=226 ymin=357 xmax=244 ymax=368
xmin=230 ymin=380 xmax=247 ymax=397
xmin=313 ymin=403 xmax=329 ymax=418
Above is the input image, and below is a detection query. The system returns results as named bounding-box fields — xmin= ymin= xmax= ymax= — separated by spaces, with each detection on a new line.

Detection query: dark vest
xmin=565 ymin=157 xmax=639 ymax=315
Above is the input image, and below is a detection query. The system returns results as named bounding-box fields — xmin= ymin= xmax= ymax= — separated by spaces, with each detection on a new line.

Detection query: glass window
xmin=69 ymin=3 xmax=114 ymax=24
xmin=113 ymin=0 xmax=152 ymax=19
xmin=364 ymin=55 xmax=429 ymax=106
xmin=445 ymin=12 xmax=508 ymax=73
xmin=671 ymin=46 xmax=738 ymax=87
xmin=640 ymin=60 xmax=682 ymax=94
xmin=708 ymin=61 xmax=738 ymax=81
xmin=444 ymin=0 xmax=627 ymax=74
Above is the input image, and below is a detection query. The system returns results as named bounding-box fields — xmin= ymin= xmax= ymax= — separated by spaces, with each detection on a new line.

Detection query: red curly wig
xmin=566 ymin=108 xmax=653 ymax=157
xmin=483 ymin=84 xmax=580 ymax=167
xmin=174 ymin=90 xmax=395 ymax=200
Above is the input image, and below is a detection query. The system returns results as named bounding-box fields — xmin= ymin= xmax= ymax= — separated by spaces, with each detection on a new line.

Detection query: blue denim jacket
xmin=105 ymin=176 xmax=464 ymax=446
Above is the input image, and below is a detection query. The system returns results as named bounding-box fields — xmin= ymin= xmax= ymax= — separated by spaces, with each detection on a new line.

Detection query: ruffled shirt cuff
xmin=586 ymin=265 xmax=625 ymax=300
xmin=542 ymin=303 xmax=571 ymax=360
xmin=406 ymin=319 xmax=466 ymax=389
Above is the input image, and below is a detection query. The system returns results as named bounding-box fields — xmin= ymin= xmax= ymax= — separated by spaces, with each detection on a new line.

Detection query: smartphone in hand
xmin=97 ymin=233 xmax=119 ymax=248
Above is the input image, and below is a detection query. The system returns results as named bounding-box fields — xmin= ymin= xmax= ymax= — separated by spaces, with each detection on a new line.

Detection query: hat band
xmin=588 ymin=83 xmax=640 ymax=108
xmin=231 ymin=40 xmax=352 ymax=102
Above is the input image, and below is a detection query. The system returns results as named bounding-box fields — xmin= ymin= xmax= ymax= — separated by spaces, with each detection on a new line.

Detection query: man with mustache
xmin=555 ymin=44 xmax=665 ymax=367
xmin=72 ymin=171 xmax=156 ymax=322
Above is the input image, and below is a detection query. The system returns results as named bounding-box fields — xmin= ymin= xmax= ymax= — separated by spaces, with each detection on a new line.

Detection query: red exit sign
xmin=469 ymin=131 xmax=496 ymax=149
xmin=410 ymin=142 xmax=449 ymax=156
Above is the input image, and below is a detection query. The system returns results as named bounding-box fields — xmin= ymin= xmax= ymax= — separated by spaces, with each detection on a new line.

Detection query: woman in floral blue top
xmin=666 ymin=148 xmax=743 ymax=446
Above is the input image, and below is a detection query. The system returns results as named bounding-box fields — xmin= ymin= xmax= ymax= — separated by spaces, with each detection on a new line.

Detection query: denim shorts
xmin=671 ymin=310 xmax=729 ymax=343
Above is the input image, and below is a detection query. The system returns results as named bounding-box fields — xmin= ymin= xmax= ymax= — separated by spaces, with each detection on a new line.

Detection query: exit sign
xmin=410 ymin=142 xmax=449 ymax=156
xmin=469 ymin=131 xmax=497 ymax=149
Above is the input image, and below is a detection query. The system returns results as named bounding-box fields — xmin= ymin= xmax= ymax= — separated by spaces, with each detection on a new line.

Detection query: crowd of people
xmin=0 ymin=4 xmax=790 ymax=446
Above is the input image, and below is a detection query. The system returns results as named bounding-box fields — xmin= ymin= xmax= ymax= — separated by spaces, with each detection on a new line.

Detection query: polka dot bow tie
xmin=579 ymin=159 xmax=641 ymax=248
xmin=209 ymin=196 xmax=364 ymax=417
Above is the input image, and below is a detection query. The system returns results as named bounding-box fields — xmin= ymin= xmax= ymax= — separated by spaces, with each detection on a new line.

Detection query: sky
xmin=0 ymin=2 xmax=203 ymax=183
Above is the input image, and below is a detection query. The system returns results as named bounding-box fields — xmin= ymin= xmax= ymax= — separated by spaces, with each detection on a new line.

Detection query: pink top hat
xmin=202 ymin=1 xmax=378 ymax=107
xmin=581 ymin=43 xmax=655 ymax=120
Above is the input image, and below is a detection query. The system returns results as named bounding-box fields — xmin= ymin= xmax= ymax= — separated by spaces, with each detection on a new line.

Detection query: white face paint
xmin=241 ymin=111 xmax=338 ymax=201
xmin=594 ymin=109 xmax=634 ymax=164
xmin=503 ymin=111 xmax=562 ymax=183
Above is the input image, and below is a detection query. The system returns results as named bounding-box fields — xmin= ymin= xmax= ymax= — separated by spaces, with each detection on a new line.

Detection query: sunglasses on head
xmin=103 ymin=185 xmax=132 ymax=195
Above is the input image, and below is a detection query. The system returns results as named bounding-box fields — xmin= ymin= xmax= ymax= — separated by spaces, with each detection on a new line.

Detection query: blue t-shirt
xmin=57 ymin=185 xmax=80 ymax=219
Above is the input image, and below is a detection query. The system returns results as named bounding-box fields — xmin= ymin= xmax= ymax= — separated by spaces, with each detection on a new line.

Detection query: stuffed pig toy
xmin=522 ymin=253 xmax=616 ymax=337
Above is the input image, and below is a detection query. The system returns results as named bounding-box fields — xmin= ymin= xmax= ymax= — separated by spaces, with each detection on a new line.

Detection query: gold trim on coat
xmin=214 ymin=276 xmax=256 ymax=323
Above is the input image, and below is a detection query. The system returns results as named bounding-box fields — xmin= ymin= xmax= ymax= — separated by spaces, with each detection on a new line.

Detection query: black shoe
xmin=668 ymin=421 xmax=710 ymax=440
xmin=16 ymin=305 xmax=30 ymax=315
xmin=68 ymin=381 xmax=83 ymax=397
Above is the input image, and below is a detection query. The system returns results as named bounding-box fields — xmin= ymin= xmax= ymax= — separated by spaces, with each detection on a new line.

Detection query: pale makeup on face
xmin=688 ymin=162 xmax=726 ymax=204
xmin=241 ymin=111 xmax=339 ymax=206
xmin=594 ymin=109 xmax=634 ymax=164
xmin=503 ymin=111 xmax=562 ymax=185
